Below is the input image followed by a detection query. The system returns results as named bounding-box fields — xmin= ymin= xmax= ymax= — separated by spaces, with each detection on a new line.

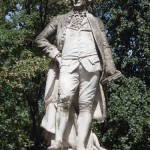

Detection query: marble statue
xmin=35 ymin=0 xmax=121 ymax=150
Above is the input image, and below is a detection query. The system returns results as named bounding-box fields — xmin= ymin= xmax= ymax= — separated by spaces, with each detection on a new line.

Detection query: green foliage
xmin=93 ymin=77 xmax=150 ymax=150
xmin=96 ymin=0 xmax=150 ymax=85
xmin=105 ymin=77 xmax=149 ymax=149
xmin=0 ymin=0 xmax=149 ymax=149
xmin=92 ymin=0 xmax=150 ymax=149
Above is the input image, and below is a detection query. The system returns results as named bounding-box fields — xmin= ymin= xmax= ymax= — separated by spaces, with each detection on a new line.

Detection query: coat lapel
xmin=57 ymin=11 xmax=74 ymax=50
xmin=87 ymin=13 xmax=105 ymax=70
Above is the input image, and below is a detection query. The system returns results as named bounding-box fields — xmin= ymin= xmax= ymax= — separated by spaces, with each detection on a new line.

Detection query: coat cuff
xmin=48 ymin=48 xmax=60 ymax=59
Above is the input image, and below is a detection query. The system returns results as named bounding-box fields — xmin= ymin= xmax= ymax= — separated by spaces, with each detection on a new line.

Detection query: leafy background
xmin=0 ymin=0 xmax=149 ymax=149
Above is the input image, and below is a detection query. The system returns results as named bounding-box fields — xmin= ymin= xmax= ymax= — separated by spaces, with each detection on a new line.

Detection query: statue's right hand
xmin=55 ymin=53 xmax=62 ymax=67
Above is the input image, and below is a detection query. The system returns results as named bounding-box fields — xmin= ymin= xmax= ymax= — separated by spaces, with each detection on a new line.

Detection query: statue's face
xmin=70 ymin=0 xmax=87 ymax=10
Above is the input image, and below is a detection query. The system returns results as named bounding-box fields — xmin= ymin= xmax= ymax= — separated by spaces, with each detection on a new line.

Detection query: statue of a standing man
xmin=35 ymin=0 xmax=121 ymax=150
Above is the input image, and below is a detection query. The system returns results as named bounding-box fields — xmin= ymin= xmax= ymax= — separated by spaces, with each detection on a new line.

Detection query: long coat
xmin=35 ymin=11 xmax=119 ymax=137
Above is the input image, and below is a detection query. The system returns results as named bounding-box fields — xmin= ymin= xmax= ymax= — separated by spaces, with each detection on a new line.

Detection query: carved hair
xmin=70 ymin=0 xmax=93 ymax=6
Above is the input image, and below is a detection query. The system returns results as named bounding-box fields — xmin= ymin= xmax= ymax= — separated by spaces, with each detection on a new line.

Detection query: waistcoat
xmin=61 ymin=16 xmax=101 ymax=73
xmin=62 ymin=17 xmax=97 ymax=59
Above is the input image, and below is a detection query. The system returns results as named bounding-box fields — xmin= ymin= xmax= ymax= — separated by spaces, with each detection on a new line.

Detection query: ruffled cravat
xmin=69 ymin=11 xmax=86 ymax=30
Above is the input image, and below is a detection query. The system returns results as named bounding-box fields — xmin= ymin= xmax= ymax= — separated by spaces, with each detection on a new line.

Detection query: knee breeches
xmin=58 ymin=64 xmax=100 ymax=113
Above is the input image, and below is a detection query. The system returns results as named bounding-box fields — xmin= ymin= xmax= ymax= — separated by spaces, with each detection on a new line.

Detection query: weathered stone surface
xmin=35 ymin=0 xmax=121 ymax=149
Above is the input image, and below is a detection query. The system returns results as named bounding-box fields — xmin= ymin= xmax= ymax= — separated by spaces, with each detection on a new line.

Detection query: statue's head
xmin=70 ymin=0 xmax=92 ymax=10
